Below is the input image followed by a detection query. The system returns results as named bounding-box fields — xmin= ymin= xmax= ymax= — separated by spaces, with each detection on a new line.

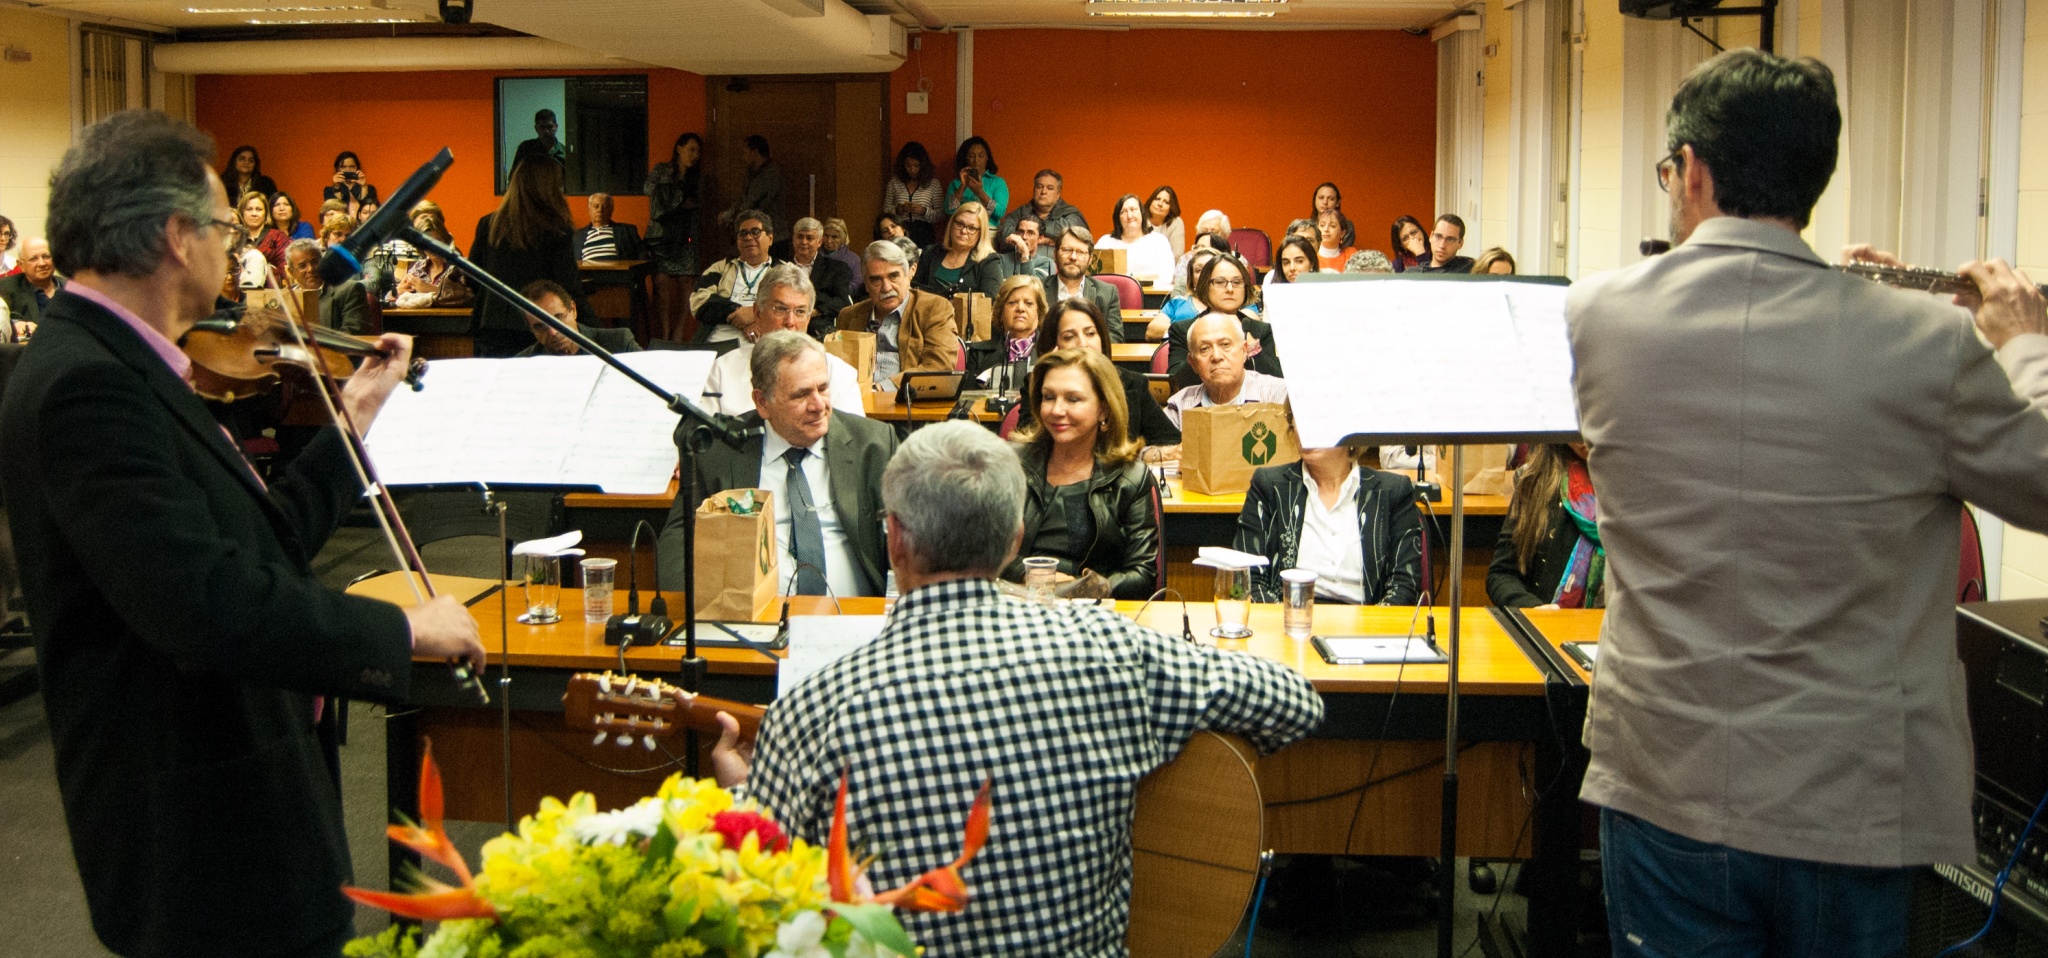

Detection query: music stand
xmin=1270 ymin=273 xmax=1578 ymax=958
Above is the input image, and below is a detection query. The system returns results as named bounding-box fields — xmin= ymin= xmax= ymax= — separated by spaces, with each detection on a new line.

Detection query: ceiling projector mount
xmin=1620 ymin=0 xmax=1777 ymax=54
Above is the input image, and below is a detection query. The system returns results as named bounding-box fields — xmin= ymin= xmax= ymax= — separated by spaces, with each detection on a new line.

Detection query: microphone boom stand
xmin=401 ymin=228 xmax=760 ymax=742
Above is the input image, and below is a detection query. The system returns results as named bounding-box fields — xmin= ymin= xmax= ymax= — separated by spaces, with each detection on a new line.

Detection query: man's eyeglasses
xmin=736 ymin=228 xmax=767 ymax=239
xmin=1655 ymin=149 xmax=1685 ymax=193
xmin=760 ymin=301 xmax=812 ymax=320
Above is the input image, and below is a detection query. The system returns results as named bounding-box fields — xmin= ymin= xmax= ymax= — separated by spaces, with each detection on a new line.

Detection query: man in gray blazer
xmin=1043 ymin=226 xmax=1124 ymax=343
xmin=658 ymin=331 xmax=897 ymax=597
xmin=1570 ymin=49 xmax=2048 ymax=957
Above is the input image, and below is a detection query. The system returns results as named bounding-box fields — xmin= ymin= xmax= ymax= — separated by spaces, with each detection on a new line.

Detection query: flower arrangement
xmin=344 ymin=741 xmax=988 ymax=958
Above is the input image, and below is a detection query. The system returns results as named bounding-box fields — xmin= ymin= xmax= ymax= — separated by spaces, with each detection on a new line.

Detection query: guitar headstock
xmin=563 ymin=671 xmax=765 ymax=751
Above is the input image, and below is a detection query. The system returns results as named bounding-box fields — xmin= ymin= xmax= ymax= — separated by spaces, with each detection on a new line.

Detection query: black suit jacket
xmin=1232 ymin=462 xmax=1422 ymax=605
xmin=575 ymin=222 xmax=644 ymax=261
xmin=657 ymin=411 xmax=899 ymax=596
xmin=1042 ymin=274 xmax=1127 ymax=343
xmin=1 ymin=273 xmax=66 ymax=325
xmin=316 ymin=278 xmax=371 ymax=335
xmin=0 ymin=291 xmax=414 ymax=958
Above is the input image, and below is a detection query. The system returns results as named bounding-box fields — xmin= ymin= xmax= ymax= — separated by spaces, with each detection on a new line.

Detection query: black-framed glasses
xmin=1655 ymin=149 xmax=1685 ymax=193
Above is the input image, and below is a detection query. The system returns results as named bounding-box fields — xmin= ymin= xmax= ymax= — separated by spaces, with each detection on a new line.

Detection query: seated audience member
xmin=996 ymin=169 xmax=1087 ymax=244
xmin=819 ymin=217 xmax=864 ymax=296
xmin=1032 ymin=297 xmax=1179 ymax=447
xmin=1488 ymin=443 xmax=1603 ymax=609
xmin=1004 ymin=349 xmax=1163 ymax=600
xmin=945 ymin=136 xmax=1009 ymax=219
xmin=727 ymin=419 xmax=1321 ymax=955
xmin=1170 ymin=210 xmax=1234 ymax=294
xmin=1265 ymin=235 xmax=1320 ymax=288
xmin=322 ymin=150 xmax=379 ymax=220
xmin=1044 ymin=226 xmax=1126 ymax=343
xmin=1153 ymin=240 xmax=1225 ymax=338
xmin=1235 ymin=445 xmax=1423 ymax=605
xmin=1409 ymin=214 xmax=1475 ymax=273
xmin=361 ymin=203 xmax=429 ymax=296
xmin=1166 ymin=254 xmax=1281 ymax=390
xmin=221 ymin=145 xmax=277 ymax=204
xmin=704 ymin=264 xmax=862 ymax=417
xmin=270 ymin=192 xmax=314 ymax=241
xmin=1472 ymin=247 xmax=1518 ymax=274
xmin=912 ymin=201 xmax=1006 ymax=299
xmin=1286 ymin=218 xmax=1318 ymax=244
xmin=390 ymin=213 xmax=473 ymax=309
xmin=1 ymin=238 xmax=65 ymax=330
xmin=1147 ymin=185 xmax=1186 ymax=257
xmin=1315 ymin=210 xmax=1356 ymax=272
xmin=1165 ymin=312 xmax=1288 ymax=427
xmin=285 ymin=239 xmax=370 ymax=335
xmin=659 ymin=331 xmax=897 ymax=597
xmin=354 ymin=199 xmax=378 ymax=225
xmin=317 ymin=213 xmax=355 ymax=250
xmin=838 ymin=240 xmax=961 ymax=389
xmin=884 ymin=141 xmax=946 ymax=247
xmin=0 ymin=215 xmax=16 ymax=275
xmin=513 ymin=279 xmax=639 ymax=358
xmin=996 ymin=210 xmax=1054 ymax=283
xmin=318 ymin=197 xmax=349 ymax=224
xmin=691 ymin=209 xmax=787 ymax=343
xmin=1095 ymin=193 xmax=1175 ymax=286
xmin=229 ymin=229 xmax=271 ymax=290
xmin=1346 ymin=249 xmax=1394 ymax=274
xmin=777 ymin=217 xmax=856 ymax=324
xmin=238 ymin=190 xmax=289 ymax=275
xmin=965 ymin=274 xmax=1048 ymax=391
xmin=576 ymin=193 xmax=643 ymax=262
xmin=874 ymin=212 xmax=920 ymax=261
xmin=1312 ymin=181 xmax=1343 ymax=217
xmin=1390 ymin=215 xmax=1430 ymax=272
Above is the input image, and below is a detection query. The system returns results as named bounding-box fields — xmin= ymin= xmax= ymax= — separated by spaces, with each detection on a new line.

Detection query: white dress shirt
xmin=1096 ymin=231 xmax=1175 ymax=285
xmin=1293 ymin=466 xmax=1366 ymax=604
xmin=1163 ymin=370 xmax=1289 ymax=428
xmin=759 ymin=427 xmax=863 ymax=600
xmin=703 ymin=342 xmax=866 ymax=418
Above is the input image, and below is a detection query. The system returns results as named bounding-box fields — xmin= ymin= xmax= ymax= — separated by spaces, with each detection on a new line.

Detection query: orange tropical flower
xmin=828 ymin=771 xmax=991 ymax=914
xmin=342 ymin=739 xmax=496 ymax=921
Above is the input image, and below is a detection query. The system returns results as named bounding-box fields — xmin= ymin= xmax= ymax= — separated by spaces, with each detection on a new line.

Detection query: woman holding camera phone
xmin=944 ymin=136 xmax=1009 ymax=220
xmin=321 ymin=151 xmax=381 ymax=220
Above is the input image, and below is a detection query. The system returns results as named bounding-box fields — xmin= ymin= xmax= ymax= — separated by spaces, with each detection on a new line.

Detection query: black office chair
xmin=386 ymin=489 xmax=564 ymax=580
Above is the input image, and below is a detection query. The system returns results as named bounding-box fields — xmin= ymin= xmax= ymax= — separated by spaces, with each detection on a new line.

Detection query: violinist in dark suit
xmin=0 ymin=110 xmax=484 ymax=958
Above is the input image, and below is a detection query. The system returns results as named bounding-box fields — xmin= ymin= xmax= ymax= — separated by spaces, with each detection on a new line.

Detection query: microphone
xmin=318 ymin=147 xmax=454 ymax=286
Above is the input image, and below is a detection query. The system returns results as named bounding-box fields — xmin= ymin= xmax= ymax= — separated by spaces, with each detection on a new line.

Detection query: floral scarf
xmin=1551 ymin=457 xmax=1605 ymax=609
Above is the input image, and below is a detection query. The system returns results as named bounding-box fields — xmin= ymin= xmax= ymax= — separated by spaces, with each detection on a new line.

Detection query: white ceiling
xmin=32 ymin=0 xmax=1462 ymax=73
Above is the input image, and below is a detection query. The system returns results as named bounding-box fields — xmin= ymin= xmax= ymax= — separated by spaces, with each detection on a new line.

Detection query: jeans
xmin=1600 ymin=807 xmax=1917 ymax=958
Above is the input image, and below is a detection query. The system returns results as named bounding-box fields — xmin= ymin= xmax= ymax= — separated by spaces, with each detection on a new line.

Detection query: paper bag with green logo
xmin=822 ymin=331 xmax=875 ymax=384
xmin=1181 ymin=402 xmax=1301 ymax=495
xmin=693 ymin=488 xmax=779 ymax=621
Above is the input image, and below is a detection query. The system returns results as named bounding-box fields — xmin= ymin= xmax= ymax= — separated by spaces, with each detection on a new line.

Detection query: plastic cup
xmin=582 ymin=557 xmax=618 ymax=623
xmin=519 ymin=554 xmax=562 ymax=625
xmin=1281 ymin=568 xmax=1317 ymax=640
xmin=1022 ymin=556 xmax=1060 ymax=602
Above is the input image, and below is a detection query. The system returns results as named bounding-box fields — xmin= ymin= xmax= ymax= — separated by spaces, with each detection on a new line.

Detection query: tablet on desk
xmin=1312 ymin=634 xmax=1449 ymax=666
xmin=1561 ymin=641 xmax=1597 ymax=672
xmin=901 ymin=371 xmax=965 ymax=402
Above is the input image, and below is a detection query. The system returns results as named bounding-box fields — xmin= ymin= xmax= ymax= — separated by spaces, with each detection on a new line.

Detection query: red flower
xmin=711 ymin=809 xmax=789 ymax=853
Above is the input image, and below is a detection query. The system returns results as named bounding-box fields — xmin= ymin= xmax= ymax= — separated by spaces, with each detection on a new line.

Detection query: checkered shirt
xmin=748 ymin=577 xmax=1324 ymax=957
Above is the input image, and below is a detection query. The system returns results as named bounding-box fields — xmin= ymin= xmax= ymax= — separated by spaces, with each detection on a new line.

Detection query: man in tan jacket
xmin=1571 ymin=49 xmax=2048 ymax=958
xmin=836 ymin=240 xmax=960 ymax=390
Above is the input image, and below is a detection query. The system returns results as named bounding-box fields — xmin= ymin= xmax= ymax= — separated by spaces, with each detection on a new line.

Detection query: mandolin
xmin=562 ymin=671 xmax=764 ymax=750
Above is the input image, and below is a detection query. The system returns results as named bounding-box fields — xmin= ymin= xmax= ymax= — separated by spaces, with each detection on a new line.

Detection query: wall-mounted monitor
xmin=495 ymin=75 xmax=649 ymax=196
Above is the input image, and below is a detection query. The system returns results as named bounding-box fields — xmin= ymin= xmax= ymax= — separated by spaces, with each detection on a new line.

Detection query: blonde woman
xmin=911 ymin=200 xmax=1004 ymax=298
xmin=1004 ymin=349 xmax=1160 ymax=599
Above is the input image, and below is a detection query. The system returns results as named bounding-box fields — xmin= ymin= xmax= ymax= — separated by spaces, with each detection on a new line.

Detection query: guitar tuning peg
xmin=598 ymin=673 xmax=613 ymax=693
xmin=615 ymin=733 xmax=632 ymax=747
xmin=623 ymin=676 xmax=640 ymax=696
xmin=642 ymin=735 xmax=657 ymax=751
xmin=591 ymin=730 xmax=607 ymax=746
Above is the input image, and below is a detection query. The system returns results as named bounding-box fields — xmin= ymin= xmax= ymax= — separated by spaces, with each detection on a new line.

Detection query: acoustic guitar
xmin=564 ymin=673 xmax=1265 ymax=957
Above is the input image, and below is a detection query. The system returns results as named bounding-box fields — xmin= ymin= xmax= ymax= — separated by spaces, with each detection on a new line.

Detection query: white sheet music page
xmin=562 ymin=350 xmax=719 ymax=493
xmin=1264 ymin=279 xmax=1580 ymax=447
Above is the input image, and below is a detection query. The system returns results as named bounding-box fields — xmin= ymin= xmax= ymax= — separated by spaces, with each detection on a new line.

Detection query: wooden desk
xmin=579 ymin=259 xmax=653 ymax=343
xmin=1110 ymin=342 xmax=1160 ymax=367
xmin=862 ymin=390 xmax=1001 ymax=423
xmin=381 ymin=307 xmax=473 ymax=359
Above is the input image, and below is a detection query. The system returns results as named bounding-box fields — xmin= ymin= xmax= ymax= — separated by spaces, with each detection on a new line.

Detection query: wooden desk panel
xmin=1515 ymin=607 xmax=1602 ymax=686
xmin=863 ymin=391 xmax=1000 ymax=423
xmin=382 ymin=308 xmax=474 ymax=359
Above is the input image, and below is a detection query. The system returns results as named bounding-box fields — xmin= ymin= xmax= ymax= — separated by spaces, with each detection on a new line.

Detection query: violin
xmin=182 ymin=294 xmax=426 ymax=403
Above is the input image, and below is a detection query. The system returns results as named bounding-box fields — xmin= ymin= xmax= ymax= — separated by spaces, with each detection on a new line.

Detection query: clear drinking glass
xmin=1212 ymin=566 xmax=1253 ymax=640
xmin=518 ymin=553 xmax=562 ymax=625
xmin=1281 ymin=568 xmax=1317 ymax=640
xmin=581 ymin=557 xmax=617 ymax=623
xmin=1022 ymin=556 xmax=1060 ymax=602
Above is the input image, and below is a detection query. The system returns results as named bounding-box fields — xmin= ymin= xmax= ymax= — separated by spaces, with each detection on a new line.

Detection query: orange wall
xmin=888 ymin=31 xmax=957 ymax=173
xmin=195 ymin=68 xmax=706 ymax=245
xmin=965 ymin=29 xmax=1438 ymax=255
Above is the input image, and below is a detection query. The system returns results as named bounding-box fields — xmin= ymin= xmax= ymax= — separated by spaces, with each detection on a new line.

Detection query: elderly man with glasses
xmin=703 ymin=264 xmax=864 ymax=417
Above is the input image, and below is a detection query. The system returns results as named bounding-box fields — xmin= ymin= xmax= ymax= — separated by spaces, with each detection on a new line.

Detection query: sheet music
xmin=364 ymin=351 xmax=718 ymax=493
xmin=778 ymin=614 xmax=888 ymax=697
xmin=1265 ymin=279 xmax=1580 ymax=446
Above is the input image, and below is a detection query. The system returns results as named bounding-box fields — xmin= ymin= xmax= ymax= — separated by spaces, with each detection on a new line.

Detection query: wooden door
xmin=707 ymin=80 xmax=836 ymax=260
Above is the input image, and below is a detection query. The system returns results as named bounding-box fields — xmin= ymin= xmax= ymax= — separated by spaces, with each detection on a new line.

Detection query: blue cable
xmin=1243 ymin=864 xmax=1272 ymax=958
xmin=1937 ymin=784 xmax=2048 ymax=958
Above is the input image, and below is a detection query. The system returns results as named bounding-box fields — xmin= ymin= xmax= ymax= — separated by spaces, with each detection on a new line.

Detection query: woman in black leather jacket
xmin=1003 ymin=349 xmax=1162 ymax=600
xmin=1233 ymin=446 xmax=1423 ymax=605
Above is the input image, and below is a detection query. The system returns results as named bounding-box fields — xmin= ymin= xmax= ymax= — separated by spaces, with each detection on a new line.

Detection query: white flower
xmin=765 ymin=910 xmax=830 ymax=958
xmin=843 ymin=933 xmax=880 ymax=958
xmin=569 ymin=798 xmax=665 ymax=846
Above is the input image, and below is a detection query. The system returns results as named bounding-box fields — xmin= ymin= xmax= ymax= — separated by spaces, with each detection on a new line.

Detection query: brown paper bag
xmin=949 ymin=292 xmax=992 ymax=341
xmin=693 ymin=488 xmax=779 ymax=621
xmin=1425 ymin=445 xmax=1514 ymax=496
xmin=1181 ymin=403 xmax=1301 ymax=495
xmin=823 ymin=330 xmax=875 ymax=384
xmin=1091 ymin=247 xmax=1128 ymax=277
